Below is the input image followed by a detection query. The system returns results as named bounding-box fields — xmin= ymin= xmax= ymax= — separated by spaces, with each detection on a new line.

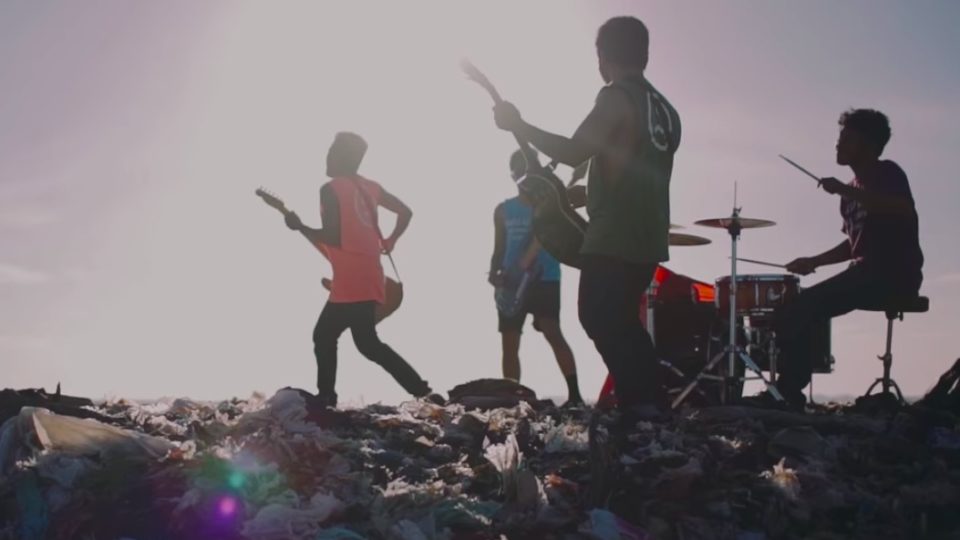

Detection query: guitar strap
xmin=350 ymin=177 xmax=402 ymax=283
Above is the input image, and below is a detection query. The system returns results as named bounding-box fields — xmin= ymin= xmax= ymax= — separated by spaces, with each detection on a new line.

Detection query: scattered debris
xmin=1 ymin=377 xmax=959 ymax=539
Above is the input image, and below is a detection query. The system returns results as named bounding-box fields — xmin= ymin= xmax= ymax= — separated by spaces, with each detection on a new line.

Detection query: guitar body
xmin=519 ymin=169 xmax=587 ymax=269
xmin=321 ymin=276 xmax=403 ymax=323
xmin=317 ymin=242 xmax=402 ymax=324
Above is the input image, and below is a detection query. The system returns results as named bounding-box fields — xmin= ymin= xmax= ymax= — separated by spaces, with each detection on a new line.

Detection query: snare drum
xmin=715 ymin=274 xmax=800 ymax=317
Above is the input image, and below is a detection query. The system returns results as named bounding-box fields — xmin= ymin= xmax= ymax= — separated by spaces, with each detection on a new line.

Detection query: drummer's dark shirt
xmin=840 ymin=159 xmax=923 ymax=288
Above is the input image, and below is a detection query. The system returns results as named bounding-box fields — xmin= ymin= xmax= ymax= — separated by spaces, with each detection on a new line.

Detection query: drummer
xmin=749 ymin=109 xmax=924 ymax=410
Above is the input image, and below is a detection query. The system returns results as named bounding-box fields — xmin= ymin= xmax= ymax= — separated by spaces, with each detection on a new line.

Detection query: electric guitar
xmin=461 ymin=60 xmax=588 ymax=269
xmin=255 ymin=188 xmax=403 ymax=323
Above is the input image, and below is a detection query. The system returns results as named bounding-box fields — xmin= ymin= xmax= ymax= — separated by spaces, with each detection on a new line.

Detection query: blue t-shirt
xmin=500 ymin=197 xmax=560 ymax=282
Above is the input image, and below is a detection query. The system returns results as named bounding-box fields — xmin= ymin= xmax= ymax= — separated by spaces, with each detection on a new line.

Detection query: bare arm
xmin=379 ymin=187 xmax=413 ymax=248
xmin=821 ymin=169 xmax=914 ymax=216
xmin=810 ymin=240 xmax=852 ymax=267
xmin=287 ymin=184 xmax=340 ymax=248
xmin=787 ymin=240 xmax=851 ymax=275
xmin=490 ymin=204 xmax=505 ymax=277
xmin=519 ymin=236 xmax=541 ymax=271
xmin=504 ymin=88 xmax=628 ymax=168
xmin=831 ymin=182 xmax=913 ymax=215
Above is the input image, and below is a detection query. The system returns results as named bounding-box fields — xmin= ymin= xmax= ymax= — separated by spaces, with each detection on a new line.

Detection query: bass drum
xmin=650 ymin=266 xmax=736 ymax=406
xmin=599 ymin=265 xmax=720 ymax=409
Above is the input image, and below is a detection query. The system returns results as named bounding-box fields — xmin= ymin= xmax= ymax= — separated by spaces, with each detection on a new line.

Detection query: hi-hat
xmin=694 ymin=217 xmax=776 ymax=229
xmin=668 ymin=232 xmax=712 ymax=246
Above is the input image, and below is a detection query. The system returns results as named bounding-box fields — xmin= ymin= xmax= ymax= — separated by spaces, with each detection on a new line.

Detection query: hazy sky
xmin=2 ymin=1 xmax=959 ymax=403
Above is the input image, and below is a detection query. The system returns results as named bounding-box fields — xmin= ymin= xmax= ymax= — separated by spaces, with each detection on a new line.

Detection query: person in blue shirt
xmin=488 ymin=150 xmax=583 ymax=406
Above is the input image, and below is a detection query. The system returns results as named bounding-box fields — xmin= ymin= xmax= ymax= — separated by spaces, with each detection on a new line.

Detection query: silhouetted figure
xmin=284 ymin=132 xmax=441 ymax=407
xmin=753 ymin=109 xmax=924 ymax=410
xmin=489 ymin=150 xmax=583 ymax=406
xmin=492 ymin=17 xmax=681 ymax=419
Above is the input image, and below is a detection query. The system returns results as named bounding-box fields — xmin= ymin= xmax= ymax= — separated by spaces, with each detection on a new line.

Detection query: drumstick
xmin=732 ymin=257 xmax=785 ymax=269
xmin=778 ymin=155 xmax=822 ymax=185
xmin=732 ymin=257 xmax=816 ymax=273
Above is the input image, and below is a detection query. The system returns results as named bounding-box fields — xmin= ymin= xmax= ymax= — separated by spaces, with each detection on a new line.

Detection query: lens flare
xmin=228 ymin=470 xmax=246 ymax=489
xmin=217 ymin=496 xmax=238 ymax=517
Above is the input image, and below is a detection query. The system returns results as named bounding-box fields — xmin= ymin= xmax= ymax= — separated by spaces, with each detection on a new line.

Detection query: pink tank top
xmin=322 ymin=176 xmax=385 ymax=304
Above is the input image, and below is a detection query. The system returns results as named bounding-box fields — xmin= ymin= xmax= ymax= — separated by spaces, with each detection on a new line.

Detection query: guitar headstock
xmin=255 ymin=187 xmax=289 ymax=215
xmin=460 ymin=58 xmax=502 ymax=103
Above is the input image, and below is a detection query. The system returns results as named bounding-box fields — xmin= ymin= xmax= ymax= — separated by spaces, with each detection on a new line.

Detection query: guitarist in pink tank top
xmin=324 ymin=175 xmax=386 ymax=304
xmin=284 ymin=132 xmax=442 ymax=407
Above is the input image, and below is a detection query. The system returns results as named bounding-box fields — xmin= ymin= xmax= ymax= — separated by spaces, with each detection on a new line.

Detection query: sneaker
xmin=560 ymin=397 xmax=586 ymax=410
xmin=740 ymin=390 xmax=805 ymax=412
xmin=306 ymin=393 xmax=337 ymax=409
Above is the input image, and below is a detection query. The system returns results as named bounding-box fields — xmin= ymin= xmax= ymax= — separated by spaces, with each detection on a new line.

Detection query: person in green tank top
xmin=492 ymin=16 xmax=681 ymax=420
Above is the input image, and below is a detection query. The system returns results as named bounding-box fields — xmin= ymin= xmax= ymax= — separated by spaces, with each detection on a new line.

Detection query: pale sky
xmin=2 ymin=1 xmax=959 ymax=403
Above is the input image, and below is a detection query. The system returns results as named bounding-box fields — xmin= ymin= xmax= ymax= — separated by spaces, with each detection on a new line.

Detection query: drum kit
xmin=625 ymin=199 xmax=835 ymax=408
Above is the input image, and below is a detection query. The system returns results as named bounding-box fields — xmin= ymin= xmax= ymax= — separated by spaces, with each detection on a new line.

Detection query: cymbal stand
xmin=672 ymin=206 xmax=784 ymax=407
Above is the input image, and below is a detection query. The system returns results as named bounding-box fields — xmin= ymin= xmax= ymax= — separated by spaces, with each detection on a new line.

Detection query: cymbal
xmin=694 ymin=217 xmax=776 ymax=229
xmin=669 ymin=232 xmax=712 ymax=246
xmin=669 ymin=223 xmax=684 ymax=230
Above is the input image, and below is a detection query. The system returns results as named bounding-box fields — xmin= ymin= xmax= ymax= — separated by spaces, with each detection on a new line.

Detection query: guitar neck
xmin=492 ymin=100 xmax=541 ymax=173
xmin=511 ymin=134 xmax=540 ymax=173
xmin=478 ymin=76 xmax=540 ymax=173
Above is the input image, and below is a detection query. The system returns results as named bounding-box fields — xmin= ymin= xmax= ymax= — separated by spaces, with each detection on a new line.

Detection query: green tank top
xmin=582 ymin=77 xmax=681 ymax=265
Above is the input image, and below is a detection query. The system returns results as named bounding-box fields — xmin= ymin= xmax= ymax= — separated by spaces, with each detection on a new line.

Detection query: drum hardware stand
xmin=767 ymin=327 xmax=779 ymax=384
xmin=672 ymin=204 xmax=785 ymax=408
xmin=747 ymin=319 xmax=780 ymax=384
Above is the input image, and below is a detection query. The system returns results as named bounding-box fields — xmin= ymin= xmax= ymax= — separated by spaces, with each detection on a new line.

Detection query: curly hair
xmin=839 ymin=109 xmax=891 ymax=155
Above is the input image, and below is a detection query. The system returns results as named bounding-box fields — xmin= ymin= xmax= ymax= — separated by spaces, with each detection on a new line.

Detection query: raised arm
xmin=820 ymin=178 xmax=914 ymax=215
xmin=494 ymin=86 xmax=629 ymax=169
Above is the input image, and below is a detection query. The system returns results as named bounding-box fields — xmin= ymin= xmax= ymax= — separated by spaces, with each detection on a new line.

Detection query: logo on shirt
xmin=647 ymin=90 xmax=675 ymax=152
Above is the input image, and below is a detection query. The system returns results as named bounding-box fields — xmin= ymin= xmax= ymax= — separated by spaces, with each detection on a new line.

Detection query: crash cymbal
xmin=669 ymin=223 xmax=684 ymax=230
xmin=694 ymin=217 xmax=776 ymax=229
xmin=669 ymin=232 xmax=712 ymax=246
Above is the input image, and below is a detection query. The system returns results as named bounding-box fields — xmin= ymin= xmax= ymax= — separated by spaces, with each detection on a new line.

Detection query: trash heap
xmin=1 ymin=369 xmax=959 ymax=540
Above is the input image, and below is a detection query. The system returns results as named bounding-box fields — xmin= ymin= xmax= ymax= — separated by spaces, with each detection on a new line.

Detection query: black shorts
xmin=498 ymin=281 xmax=561 ymax=333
